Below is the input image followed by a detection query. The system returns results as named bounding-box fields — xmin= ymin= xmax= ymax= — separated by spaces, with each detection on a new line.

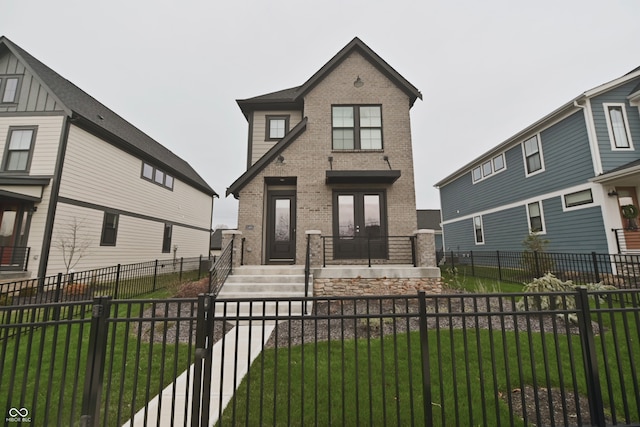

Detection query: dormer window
xmin=0 ymin=76 xmax=21 ymax=103
xmin=266 ymin=115 xmax=289 ymax=140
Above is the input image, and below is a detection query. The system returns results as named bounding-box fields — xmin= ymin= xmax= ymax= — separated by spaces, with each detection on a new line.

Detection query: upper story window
xmin=527 ymin=201 xmax=545 ymax=233
xmin=266 ymin=115 xmax=289 ymax=140
xmin=332 ymin=105 xmax=382 ymax=150
xmin=522 ymin=135 xmax=544 ymax=176
xmin=2 ymin=127 xmax=37 ymax=172
xmin=473 ymin=215 xmax=484 ymax=244
xmin=141 ymin=161 xmax=174 ymax=190
xmin=472 ymin=153 xmax=506 ymax=183
xmin=563 ymin=189 xmax=594 ymax=209
xmin=604 ymin=103 xmax=633 ymax=150
xmin=0 ymin=76 xmax=21 ymax=104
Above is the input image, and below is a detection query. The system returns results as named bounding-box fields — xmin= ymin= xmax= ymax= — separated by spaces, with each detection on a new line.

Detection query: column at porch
xmin=221 ymin=230 xmax=243 ymax=269
xmin=414 ymin=229 xmax=437 ymax=268
xmin=305 ymin=230 xmax=322 ymax=268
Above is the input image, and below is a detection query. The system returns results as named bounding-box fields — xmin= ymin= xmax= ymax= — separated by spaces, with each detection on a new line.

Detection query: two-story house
xmin=225 ymin=37 xmax=440 ymax=296
xmin=436 ymin=66 xmax=640 ymax=256
xmin=0 ymin=36 xmax=217 ymax=279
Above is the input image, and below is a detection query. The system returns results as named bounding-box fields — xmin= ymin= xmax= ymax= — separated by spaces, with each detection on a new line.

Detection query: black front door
xmin=266 ymin=191 xmax=296 ymax=263
xmin=333 ymin=191 xmax=387 ymax=259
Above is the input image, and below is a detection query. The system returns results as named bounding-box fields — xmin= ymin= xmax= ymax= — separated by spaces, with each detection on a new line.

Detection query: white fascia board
xmin=590 ymin=164 xmax=640 ymax=183
xmin=584 ymin=69 xmax=640 ymax=98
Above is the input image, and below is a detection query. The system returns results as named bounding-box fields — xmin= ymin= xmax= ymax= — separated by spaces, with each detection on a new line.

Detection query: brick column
xmin=414 ymin=229 xmax=436 ymax=268
xmin=305 ymin=230 xmax=322 ymax=267
xmin=221 ymin=230 xmax=243 ymax=268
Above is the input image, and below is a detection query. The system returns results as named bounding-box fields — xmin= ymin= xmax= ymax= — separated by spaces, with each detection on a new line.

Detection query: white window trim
xmin=521 ymin=134 xmax=545 ymax=177
xmin=561 ymin=188 xmax=595 ymax=212
xmin=526 ymin=201 xmax=546 ymax=235
xmin=473 ymin=215 xmax=485 ymax=245
xmin=603 ymin=103 xmax=634 ymax=151
xmin=471 ymin=153 xmax=507 ymax=184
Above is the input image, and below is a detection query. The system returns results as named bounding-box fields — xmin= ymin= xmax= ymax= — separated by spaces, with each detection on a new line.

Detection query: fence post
xmin=497 ymin=251 xmax=502 ymax=282
xmin=575 ymin=287 xmax=606 ymax=426
xmin=179 ymin=257 xmax=184 ymax=282
xmin=52 ymin=273 xmax=63 ymax=320
xmin=417 ymin=291 xmax=433 ymax=425
xmin=470 ymin=251 xmax=475 ymax=276
xmin=153 ymin=259 xmax=158 ymax=291
xmin=114 ymin=264 xmax=121 ymax=300
xmin=450 ymin=250 xmax=455 ymax=270
xmin=198 ymin=255 xmax=202 ymax=280
xmin=590 ymin=252 xmax=601 ymax=284
xmin=534 ymin=251 xmax=541 ymax=278
xmin=191 ymin=294 xmax=214 ymax=426
xmin=80 ymin=296 xmax=112 ymax=427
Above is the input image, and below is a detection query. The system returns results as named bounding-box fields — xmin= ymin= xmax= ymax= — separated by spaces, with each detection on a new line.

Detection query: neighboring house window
xmin=472 ymin=153 xmax=506 ymax=183
xmin=266 ymin=115 xmax=289 ymax=140
xmin=332 ymin=105 xmax=382 ymax=150
xmin=162 ymin=223 xmax=172 ymax=253
xmin=522 ymin=135 xmax=544 ymax=175
xmin=473 ymin=216 xmax=484 ymax=244
xmin=564 ymin=189 xmax=594 ymax=208
xmin=604 ymin=103 xmax=633 ymax=149
xmin=141 ymin=161 xmax=174 ymax=190
xmin=2 ymin=127 xmax=37 ymax=172
xmin=0 ymin=76 xmax=21 ymax=103
xmin=527 ymin=201 xmax=545 ymax=233
xmin=100 ymin=212 xmax=119 ymax=246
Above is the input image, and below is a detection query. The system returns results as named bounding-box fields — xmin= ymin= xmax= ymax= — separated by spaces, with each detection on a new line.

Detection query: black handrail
xmin=209 ymin=238 xmax=234 ymax=297
xmin=304 ymin=234 xmax=311 ymax=314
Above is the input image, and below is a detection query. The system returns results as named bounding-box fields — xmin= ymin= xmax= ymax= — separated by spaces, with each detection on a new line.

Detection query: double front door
xmin=334 ymin=191 xmax=387 ymax=259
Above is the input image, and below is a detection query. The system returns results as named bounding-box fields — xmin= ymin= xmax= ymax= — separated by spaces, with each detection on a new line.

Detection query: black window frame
xmin=140 ymin=161 xmax=174 ymax=191
xmin=265 ymin=115 xmax=290 ymax=141
xmin=100 ymin=212 xmax=119 ymax=246
xmin=2 ymin=126 xmax=38 ymax=173
xmin=564 ymin=189 xmax=594 ymax=208
xmin=0 ymin=75 xmax=22 ymax=104
xmin=162 ymin=223 xmax=173 ymax=253
xmin=332 ymin=105 xmax=383 ymax=151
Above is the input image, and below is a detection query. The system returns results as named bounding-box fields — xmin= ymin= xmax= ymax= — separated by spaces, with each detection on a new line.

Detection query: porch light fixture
xmin=328 ymin=156 xmax=333 ymax=170
xmin=354 ymin=76 xmax=364 ymax=88
xmin=383 ymin=155 xmax=392 ymax=170
xmin=608 ymin=189 xmax=619 ymax=197
xmin=277 ymin=155 xmax=285 ymax=163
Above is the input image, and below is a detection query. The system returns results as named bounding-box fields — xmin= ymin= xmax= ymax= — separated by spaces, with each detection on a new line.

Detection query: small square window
xmin=472 ymin=166 xmax=482 ymax=182
xmin=164 ymin=175 xmax=174 ymax=189
xmin=493 ymin=155 xmax=504 ymax=171
xmin=482 ymin=161 xmax=493 ymax=177
xmin=154 ymin=169 xmax=165 ymax=184
xmin=266 ymin=116 xmax=289 ymax=141
xmin=332 ymin=105 xmax=382 ymax=150
xmin=1 ymin=77 xmax=20 ymax=103
xmin=100 ymin=212 xmax=119 ymax=246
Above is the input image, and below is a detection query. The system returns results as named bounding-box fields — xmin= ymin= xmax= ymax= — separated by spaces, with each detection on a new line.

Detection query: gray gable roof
xmin=237 ymin=37 xmax=422 ymax=119
xmin=0 ymin=36 xmax=217 ymax=197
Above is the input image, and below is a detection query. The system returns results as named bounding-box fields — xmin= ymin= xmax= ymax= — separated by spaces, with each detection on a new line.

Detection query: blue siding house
xmin=436 ymin=66 xmax=640 ymax=255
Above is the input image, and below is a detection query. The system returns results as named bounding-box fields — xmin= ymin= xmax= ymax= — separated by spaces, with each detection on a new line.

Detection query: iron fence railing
xmin=209 ymin=239 xmax=233 ymax=297
xmin=1 ymin=290 xmax=638 ymax=426
xmin=438 ymin=249 xmax=640 ymax=289
xmin=321 ymin=235 xmax=416 ymax=267
xmin=0 ymin=246 xmax=30 ymax=271
xmin=0 ymin=255 xmax=210 ymax=306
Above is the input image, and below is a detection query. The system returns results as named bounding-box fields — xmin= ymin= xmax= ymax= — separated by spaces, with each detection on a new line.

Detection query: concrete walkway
xmin=123 ymin=322 xmax=276 ymax=427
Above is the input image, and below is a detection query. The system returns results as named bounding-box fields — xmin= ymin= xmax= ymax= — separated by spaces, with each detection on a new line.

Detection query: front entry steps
xmin=215 ymin=265 xmax=311 ymax=317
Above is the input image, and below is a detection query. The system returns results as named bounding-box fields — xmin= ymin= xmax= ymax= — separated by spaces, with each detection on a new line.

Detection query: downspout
xmin=38 ymin=115 xmax=72 ymax=279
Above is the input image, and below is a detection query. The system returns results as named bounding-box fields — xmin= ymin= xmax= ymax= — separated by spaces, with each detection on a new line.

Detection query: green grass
xmin=441 ymin=268 xmax=524 ymax=293
xmin=221 ymin=315 xmax=640 ymax=426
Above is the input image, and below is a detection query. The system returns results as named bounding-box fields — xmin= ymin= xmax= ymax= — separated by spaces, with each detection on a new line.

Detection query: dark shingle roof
xmin=0 ymin=36 xmax=216 ymax=196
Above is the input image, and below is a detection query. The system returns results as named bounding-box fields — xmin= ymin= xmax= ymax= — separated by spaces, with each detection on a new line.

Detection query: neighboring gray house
xmin=0 ymin=36 xmax=217 ymax=279
xmin=417 ymin=209 xmax=442 ymax=251
xmin=436 ymin=65 xmax=640 ymax=255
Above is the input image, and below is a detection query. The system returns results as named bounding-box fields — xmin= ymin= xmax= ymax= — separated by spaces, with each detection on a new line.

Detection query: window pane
xmin=165 ymin=175 xmax=174 ymax=189
xmin=493 ymin=155 xmax=504 ymax=171
xmin=2 ymin=78 xmax=18 ymax=103
xmin=608 ymin=106 xmax=630 ymax=148
xmin=528 ymin=202 xmax=543 ymax=232
xmin=524 ymin=136 xmax=539 ymax=156
xmin=338 ymin=195 xmax=355 ymax=238
xmin=162 ymin=224 xmax=172 ymax=253
xmin=269 ymin=119 xmax=286 ymax=139
xmin=101 ymin=213 xmax=118 ymax=246
xmin=6 ymin=151 xmax=29 ymax=171
xmin=274 ymin=199 xmax=290 ymax=241
xmin=332 ymin=106 xmax=354 ymax=127
xmin=565 ymin=189 xmax=593 ymax=207
xmin=482 ymin=161 xmax=492 ymax=177
xmin=333 ymin=129 xmax=354 ymax=150
xmin=363 ymin=195 xmax=381 ymax=237
xmin=9 ymin=130 xmax=33 ymax=150
xmin=360 ymin=129 xmax=382 ymax=149
xmin=527 ymin=154 xmax=542 ymax=173
xmin=472 ymin=167 xmax=482 ymax=182
xmin=142 ymin=163 xmax=153 ymax=179
xmin=154 ymin=169 xmax=165 ymax=184
xmin=473 ymin=216 xmax=483 ymax=243
xmin=360 ymin=106 xmax=381 ymax=127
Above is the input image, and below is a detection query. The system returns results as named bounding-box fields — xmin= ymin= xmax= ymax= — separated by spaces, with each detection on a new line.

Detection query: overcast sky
xmin=2 ymin=1 xmax=639 ymax=229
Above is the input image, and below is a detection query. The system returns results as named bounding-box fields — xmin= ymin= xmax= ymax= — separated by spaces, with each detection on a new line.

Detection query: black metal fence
xmin=438 ymin=249 xmax=640 ymax=289
xmin=321 ymin=235 xmax=416 ymax=267
xmin=0 ymin=256 xmax=210 ymax=307
xmin=2 ymin=290 xmax=638 ymax=426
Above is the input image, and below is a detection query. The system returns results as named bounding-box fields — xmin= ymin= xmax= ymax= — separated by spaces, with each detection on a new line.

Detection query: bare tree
xmin=53 ymin=217 xmax=91 ymax=274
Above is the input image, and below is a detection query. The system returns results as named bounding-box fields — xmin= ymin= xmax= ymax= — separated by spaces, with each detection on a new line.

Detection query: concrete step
xmin=219 ymin=265 xmax=310 ymax=300
xmin=232 ymin=265 xmax=306 ymax=276
xmin=225 ymin=274 xmax=306 ymax=284
xmin=220 ymin=282 xmax=306 ymax=293
xmin=212 ymin=300 xmax=312 ymax=317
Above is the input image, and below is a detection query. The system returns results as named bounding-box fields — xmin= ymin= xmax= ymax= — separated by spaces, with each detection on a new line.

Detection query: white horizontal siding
xmin=59 ymin=125 xmax=212 ymax=228
xmin=251 ymin=110 xmax=302 ymax=165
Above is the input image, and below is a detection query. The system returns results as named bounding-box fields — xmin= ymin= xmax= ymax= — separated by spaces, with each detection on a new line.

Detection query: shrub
xmin=64 ymin=283 xmax=90 ymax=296
xmin=521 ymin=233 xmax=554 ymax=276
